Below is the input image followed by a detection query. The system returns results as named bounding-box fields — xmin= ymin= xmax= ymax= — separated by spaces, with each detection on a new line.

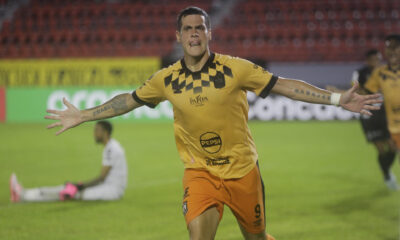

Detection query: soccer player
xmin=10 ymin=121 xmax=128 ymax=202
xmin=44 ymin=7 xmax=381 ymax=240
xmin=365 ymin=34 xmax=400 ymax=186
xmin=328 ymin=49 xmax=398 ymax=190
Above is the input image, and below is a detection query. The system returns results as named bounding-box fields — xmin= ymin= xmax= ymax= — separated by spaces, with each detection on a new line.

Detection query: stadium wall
xmin=0 ymin=58 xmax=359 ymax=123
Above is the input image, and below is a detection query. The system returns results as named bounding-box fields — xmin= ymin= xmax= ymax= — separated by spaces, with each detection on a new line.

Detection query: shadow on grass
xmin=325 ymin=189 xmax=398 ymax=240
xmin=325 ymin=189 xmax=390 ymax=214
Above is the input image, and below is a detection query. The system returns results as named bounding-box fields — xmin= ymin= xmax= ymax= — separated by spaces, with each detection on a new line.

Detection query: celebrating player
xmin=365 ymin=34 xmax=400 ymax=186
xmin=44 ymin=7 xmax=382 ymax=240
xmin=10 ymin=121 xmax=128 ymax=202
xmin=328 ymin=49 xmax=398 ymax=190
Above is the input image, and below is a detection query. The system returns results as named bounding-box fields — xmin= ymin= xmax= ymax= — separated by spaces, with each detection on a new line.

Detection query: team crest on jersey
xmin=164 ymin=61 xmax=233 ymax=94
xmin=182 ymin=201 xmax=188 ymax=216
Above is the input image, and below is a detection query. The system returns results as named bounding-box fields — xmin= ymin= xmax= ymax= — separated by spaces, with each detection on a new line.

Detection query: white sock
xmin=22 ymin=185 xmax=64 ymax=202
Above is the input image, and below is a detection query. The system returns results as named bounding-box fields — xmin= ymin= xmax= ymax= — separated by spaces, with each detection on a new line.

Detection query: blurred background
xmin=0 ymin=0 xmax=399 ymax=122
xmin=0 ymin=1 xmax=399 ymax=240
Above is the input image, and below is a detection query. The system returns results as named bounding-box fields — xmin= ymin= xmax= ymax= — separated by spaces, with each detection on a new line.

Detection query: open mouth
xmin=189 ymin=41 xmax=201 ymax=47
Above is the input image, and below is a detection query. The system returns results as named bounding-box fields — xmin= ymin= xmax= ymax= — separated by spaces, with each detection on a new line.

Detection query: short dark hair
xmin=385 ymin=34 xmax=400 ymax=43
xmin=365 ymin=49 xmax=379 ymax=58
xmin=96 ymin=121 xmax=112 ymax=135
xmin=177 ymin=6 xmax=210 ymax=31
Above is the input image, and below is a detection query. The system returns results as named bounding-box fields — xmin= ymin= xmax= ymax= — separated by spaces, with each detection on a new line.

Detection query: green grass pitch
xmin=0 ymin=121 xmax=399 ymax=240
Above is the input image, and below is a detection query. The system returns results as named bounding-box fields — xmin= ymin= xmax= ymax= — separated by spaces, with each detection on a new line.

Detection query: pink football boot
xmin=9 ymin=173 xmax=22 ymax=203
xmin=59 ymin=183 xmax=78 ymax=200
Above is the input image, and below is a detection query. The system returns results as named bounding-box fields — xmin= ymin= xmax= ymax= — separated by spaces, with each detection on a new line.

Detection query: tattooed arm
xmin=45 ymin=93 xmax=142 ymax=135
xmin=271 ymin=77 xmax=382 ymax=115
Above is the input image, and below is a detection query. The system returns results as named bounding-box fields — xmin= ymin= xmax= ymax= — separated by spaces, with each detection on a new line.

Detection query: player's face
xmin=366 ymin=53 xmax=381 ymax=68
xmin=176 ymin=14 xmax=211 ymax=58
xmin=385 ymin=40 xmax=400 ymax=66
xmin=94 ymin=124 xmax=105 ymax=143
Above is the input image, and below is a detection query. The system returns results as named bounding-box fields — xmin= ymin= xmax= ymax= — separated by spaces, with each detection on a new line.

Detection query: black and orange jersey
xmin=365 ymin=65 xmax=400 ymax=134
xmin=132 ymin=53 xmax=278 ymax=179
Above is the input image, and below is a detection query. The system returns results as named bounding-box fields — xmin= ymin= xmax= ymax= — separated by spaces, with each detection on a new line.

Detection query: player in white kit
xmin=9 ymin=121 xmax=128 ymax=202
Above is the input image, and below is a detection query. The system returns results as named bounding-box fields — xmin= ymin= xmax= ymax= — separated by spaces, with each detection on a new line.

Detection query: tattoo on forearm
xmin=92 ymin=95 xmax=128 ymax=117
xmin=294 ymin=88 xmax=331 ymax=101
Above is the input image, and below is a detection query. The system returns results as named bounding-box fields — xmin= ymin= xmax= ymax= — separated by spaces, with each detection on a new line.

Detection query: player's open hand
xmin=339 ymin=81 xmax=382 ymax=116
xmin=45 ymin=98 xmax=83 ymax=135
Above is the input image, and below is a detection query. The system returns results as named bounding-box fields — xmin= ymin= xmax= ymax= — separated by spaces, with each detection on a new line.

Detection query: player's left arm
xmin=75 ymin=165 xmax=111 ymax=190
xmin=271 ymin=77 xmax=382 ymax=116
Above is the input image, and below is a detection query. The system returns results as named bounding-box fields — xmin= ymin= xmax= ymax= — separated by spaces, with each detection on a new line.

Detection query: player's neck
xmin=102 ymin=137 xmax=110 ymax=146
xmin=183 ymin=49 xmax=210 ymax=72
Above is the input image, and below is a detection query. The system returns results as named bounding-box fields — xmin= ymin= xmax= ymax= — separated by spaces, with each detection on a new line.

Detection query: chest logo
xmin=200 ymin=132 xmax=222 ymax=154
xmin=190 ymin=95 xmax=209 ymax=107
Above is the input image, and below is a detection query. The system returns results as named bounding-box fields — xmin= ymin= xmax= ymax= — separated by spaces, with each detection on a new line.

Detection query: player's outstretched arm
xmin=45 ymin=93 xmax=142 ymax=135
xmin=271 ymin=77 xmax=382 ymax=116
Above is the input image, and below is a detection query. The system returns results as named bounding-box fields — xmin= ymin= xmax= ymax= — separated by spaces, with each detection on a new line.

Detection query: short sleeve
xmin=364 ymin=69 xmax=381 ymax=93
xmin=233 ymin=58 xmax=278 ymax=98
xmin=132 ymin=70 xmax=166 ymax=108
xmin=102 ymin=148 xmax=115 ymax=167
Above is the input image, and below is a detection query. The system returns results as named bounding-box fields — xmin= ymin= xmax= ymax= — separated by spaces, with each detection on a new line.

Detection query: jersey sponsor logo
xmin=205 ymin=157 xmax=230 ymax=166
xmin=189 ymin=95 xmax=209 ymax=107
xmin=200 ymin=132 xmax=222 ymax=153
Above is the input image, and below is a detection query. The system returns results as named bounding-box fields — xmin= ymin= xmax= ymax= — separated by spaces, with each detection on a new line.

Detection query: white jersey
xmin=102 ymin=139 xmax=128 ymax=190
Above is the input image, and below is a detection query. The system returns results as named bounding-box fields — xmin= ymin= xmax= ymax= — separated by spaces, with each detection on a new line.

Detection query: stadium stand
xmin=0 ymin=0 xmax=398 ymax=61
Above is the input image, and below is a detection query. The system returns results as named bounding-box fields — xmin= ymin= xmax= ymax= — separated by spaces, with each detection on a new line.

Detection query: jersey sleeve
xmin=132 ymin=70 xmax=166 ymax=108
xmin=364 ymin=69 xmax=381 ymax=93
xmin=233 ymin=58 xmax=278 ymax=98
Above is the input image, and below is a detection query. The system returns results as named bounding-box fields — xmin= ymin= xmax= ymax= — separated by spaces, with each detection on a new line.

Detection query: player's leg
xmin=237 ymin=224 xmax=275 ymax=240
xmin=79 ymin=184 xmax=122 ymax=201
xmin=188 ymin=207 xmax=220 ymax=240
xmin=22 ymin=185 xmax=65 ymax=202
xmin=374 ymin=139 xmax=396 ymax=178
xmin=182 ymin=169 xmax=224 ymax=240
xmin=224 ymin=164 xmax=275 ymax=240
xmin=10 ymin=173 xmax=64 ymax=202
xmin=360 ymin=110 xmax=397 ymax=189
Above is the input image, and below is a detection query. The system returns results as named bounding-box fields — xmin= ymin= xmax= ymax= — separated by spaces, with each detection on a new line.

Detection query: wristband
xmin=330 ymin=93 xmax=341 ymax=106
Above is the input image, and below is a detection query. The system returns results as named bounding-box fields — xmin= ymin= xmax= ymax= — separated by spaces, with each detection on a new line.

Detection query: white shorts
xmin=81 ymin=184 xmax=124 ymax=201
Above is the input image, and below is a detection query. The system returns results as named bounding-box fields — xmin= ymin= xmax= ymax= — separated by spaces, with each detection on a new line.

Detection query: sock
xmin=378 ymin=151 xmax=396 ymax=180
xmin=22 ymin=185 xmax=65 ymax=202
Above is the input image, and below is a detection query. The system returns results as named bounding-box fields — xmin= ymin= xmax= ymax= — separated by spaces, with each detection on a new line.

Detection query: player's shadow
xmin=325 ymin=189 xmax=390 ymax=214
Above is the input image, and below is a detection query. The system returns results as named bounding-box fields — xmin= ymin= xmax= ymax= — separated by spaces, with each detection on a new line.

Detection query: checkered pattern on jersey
xmin=164 ymin=60 xmax=233 ymax=94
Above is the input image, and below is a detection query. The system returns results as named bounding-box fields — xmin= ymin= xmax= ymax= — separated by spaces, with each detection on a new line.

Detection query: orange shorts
xmin=182 ymin=164 xmax=266 ymax=234
xmin=392 ymin=133 xmax=400 ymax=149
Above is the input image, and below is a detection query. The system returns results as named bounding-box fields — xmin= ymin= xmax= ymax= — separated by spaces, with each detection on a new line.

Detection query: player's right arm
xmin=45 ymin=94 xmax=142 ymax=135
xmin=45 ymin=70 xmax=166 ymax=135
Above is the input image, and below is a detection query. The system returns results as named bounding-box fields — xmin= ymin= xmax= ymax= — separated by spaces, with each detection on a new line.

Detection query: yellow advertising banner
xmin=0 ymin=57 xmax=160 ymax=86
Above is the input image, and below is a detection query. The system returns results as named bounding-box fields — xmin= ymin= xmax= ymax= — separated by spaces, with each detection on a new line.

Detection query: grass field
xmin=0 ymin=121 xmax=399 ymax=240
